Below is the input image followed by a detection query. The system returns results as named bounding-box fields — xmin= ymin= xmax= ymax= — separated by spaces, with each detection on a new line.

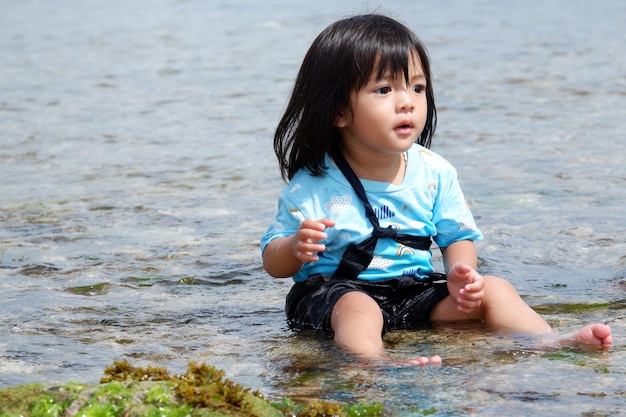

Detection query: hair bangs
xmin=350 ymin=20 xmax=425 ymax=90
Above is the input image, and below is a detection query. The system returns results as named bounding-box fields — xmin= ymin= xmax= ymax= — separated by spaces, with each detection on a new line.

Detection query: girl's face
xmin=335 ymin=54 xmax=428 ymax=159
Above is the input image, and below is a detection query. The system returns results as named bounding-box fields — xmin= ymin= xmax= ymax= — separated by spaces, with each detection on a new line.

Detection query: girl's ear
xmin=334 ymin=111 xmax=347 ymax=128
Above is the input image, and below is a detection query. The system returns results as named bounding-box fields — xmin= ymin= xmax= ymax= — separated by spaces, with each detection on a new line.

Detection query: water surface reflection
xmin=1 ymin=0 xmax=625 ymax=415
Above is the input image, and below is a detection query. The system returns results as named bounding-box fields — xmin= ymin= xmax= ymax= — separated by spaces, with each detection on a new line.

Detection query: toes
xmin=593 ymin=324 xmax=611 ymax=339
xmin=574 ymin=324 xmax=613 ymax=348
xmin=405 ymin=355 xmax=442 ymax=366
xmin=406 ymin=357 xmax=429 ymax=366
xmin=429 ymin=355 xmax=442 ymax=365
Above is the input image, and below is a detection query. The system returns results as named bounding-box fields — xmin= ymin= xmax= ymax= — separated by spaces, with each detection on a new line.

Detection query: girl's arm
xmin=440 ymin=239 xmax=478 ymax=273
xmin=441 ymin=239 xmax=485 ymax=313
xmin=263 ymin=218 xmax=335 ymax=278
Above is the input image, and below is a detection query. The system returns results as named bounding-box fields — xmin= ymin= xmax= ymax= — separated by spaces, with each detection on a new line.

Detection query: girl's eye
xmin=412 ymin=85 xmax=425 ymax=93
xmin=375 ymin=86 xmax=392 ymax=94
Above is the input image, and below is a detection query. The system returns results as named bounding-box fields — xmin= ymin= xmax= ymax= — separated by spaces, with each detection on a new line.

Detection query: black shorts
xmin=285 ymin=273 xmax=449 ymax=335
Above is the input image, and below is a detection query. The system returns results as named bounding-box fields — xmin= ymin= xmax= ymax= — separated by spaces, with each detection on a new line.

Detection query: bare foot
xmin=405 ymin=355 xmax=442 ymax=366
xmin=560 ymin=324 xmax=612 ymax=348
xmin=362 ymin=354 xmax=442 ymax=368
xmin=535 ymin=323 xmax=613 ymax=349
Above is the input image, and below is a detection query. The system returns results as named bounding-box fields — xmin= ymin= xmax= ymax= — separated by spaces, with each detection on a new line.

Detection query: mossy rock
xmin=0 ymin=361 xmax=383 ymax=417
xmin=0 ymin=361 xmax=282 ymax=417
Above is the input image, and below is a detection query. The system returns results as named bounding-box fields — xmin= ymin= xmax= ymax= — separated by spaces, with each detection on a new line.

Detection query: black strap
xmin=331 ymin=150 xmax=432 ymax=280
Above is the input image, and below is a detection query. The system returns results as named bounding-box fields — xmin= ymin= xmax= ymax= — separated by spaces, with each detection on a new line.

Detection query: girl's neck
xmin=341 ymin=149 xmax=406 ymax=185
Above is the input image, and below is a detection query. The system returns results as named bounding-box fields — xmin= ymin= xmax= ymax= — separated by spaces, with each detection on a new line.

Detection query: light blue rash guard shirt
xmin=261 ymin=144 xmax=483 ymax=282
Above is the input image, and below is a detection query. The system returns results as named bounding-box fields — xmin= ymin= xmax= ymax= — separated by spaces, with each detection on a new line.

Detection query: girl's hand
xmin=293 ymin=218 xmax=336 ymax=263
xmin=447 ymin=264 xmax=485 ymax=314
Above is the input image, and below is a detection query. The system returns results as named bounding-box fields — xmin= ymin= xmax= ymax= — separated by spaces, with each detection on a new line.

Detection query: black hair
xmin=274 ymin=14 xmax=437 ymax=181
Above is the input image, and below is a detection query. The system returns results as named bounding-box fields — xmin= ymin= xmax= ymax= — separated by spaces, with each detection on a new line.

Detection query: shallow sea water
xmin=1 ymin=0 xmax=625 ymax=415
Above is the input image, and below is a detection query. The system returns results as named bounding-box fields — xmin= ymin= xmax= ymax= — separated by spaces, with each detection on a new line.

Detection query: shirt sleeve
xmin=431 ymin=165 xmax=483 ymax=248
xmin=261 ymin=190 xmax=301 ymax=255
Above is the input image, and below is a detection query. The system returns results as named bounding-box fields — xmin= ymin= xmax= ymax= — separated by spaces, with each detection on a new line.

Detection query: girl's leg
xmin=432 ymin=275 xmax=551 ymax=332
xmin=431 ymin=274 xmax=612 ymax=347
xmin=330 ymin=291 xmax=385 ymax=357
xmin=330 ymin=291 xmax=441 ymax=364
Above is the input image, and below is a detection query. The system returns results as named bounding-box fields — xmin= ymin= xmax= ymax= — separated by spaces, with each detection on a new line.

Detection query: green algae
xmin=98 ymin=360 xmax=278 ymax=416
xmin=0 ymin=383 xmax=48 ymax=416
xmin=271 ymin=396 xmax=383 ymax=417
xmin=0 ymin=361 xmax=384 ymax=417
xmin=532 ymin=301 xmax=611 ymax=315
xmin=66 ymin=282 xmax=112 ymax=296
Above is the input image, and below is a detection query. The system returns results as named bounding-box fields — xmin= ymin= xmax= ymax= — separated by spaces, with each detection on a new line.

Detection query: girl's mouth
xmin=394 ymin=122 xmax=414 ymax=134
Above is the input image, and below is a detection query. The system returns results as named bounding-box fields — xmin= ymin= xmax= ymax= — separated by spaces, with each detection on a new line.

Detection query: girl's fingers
xmin=294 ymin=218 xmax=334 ymax=263
xmin=459 ymin=288 xmax=484 ymax=300
xmin=457 ymin=298 xmax=482 ymax=313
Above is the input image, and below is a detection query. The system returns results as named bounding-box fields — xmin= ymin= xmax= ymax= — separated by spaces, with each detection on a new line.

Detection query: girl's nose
xmin=397 ymin=89 xmax=414 ymax=111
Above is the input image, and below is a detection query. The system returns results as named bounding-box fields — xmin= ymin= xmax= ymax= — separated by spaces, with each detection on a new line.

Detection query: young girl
xmin=261 ymin=14 xmax=612 ymax=365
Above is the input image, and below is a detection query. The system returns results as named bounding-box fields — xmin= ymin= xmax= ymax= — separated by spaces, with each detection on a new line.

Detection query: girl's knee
xmin=331 ymin=292 xmax=384 ymax=349
xmin=331 ymin=291 xmax=383 ymax=329
xmin=333 ymin=291 xmax=380 ymax=315
xmin=484 ymin=275 xmax=519 ymax=298
xmin=330 ymin=291 xmax=384 ymax=357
